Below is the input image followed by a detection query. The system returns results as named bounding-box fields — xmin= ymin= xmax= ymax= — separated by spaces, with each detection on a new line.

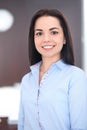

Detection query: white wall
xmin=0 ymin=83 xmax=20 ymax=124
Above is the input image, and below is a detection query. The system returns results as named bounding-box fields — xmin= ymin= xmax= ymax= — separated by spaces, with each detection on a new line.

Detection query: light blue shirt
xmin=18 ymin=60 xmax=87 ymax=130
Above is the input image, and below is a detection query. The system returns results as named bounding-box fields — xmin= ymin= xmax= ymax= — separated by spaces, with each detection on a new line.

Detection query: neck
xmin=40 ymin=56 xmax=61 ymax=73
xmin=39 ymin=57 xmax=60 ymax=82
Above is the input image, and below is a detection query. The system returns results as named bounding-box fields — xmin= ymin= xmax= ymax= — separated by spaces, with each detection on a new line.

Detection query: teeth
xmin=43 ymin=45 xmax=54 ymax=49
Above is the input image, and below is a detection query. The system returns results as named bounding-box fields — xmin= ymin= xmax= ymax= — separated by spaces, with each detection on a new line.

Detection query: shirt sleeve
xmin=18 ymin=83 xmax=24 ymax=130
xmin=69 ymin=68 xmax=87 ymax=130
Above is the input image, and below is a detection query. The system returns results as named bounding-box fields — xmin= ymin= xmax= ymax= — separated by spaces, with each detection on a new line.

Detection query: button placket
xmin=37 ymin=88 xmax=44 ymax=130
xmin=40 ymin=72 xmax=49 ymax=87
xmin=37 ymin=72 xmax=49 ymax=130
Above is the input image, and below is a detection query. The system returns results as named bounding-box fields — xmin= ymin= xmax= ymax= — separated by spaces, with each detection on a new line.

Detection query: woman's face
xmin=34 ymin=16 xmax=66 ymax=61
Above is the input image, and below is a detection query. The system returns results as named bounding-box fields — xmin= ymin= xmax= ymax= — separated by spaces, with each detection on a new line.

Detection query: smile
xmin=42 ymin=45 xmax=55 ymax=49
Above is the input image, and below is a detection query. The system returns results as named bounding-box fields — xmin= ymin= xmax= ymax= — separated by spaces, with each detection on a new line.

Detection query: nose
xmin=43 ymin=33 xmax=50 ymax=42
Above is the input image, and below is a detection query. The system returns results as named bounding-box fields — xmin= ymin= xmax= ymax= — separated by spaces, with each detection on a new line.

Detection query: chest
xmin=23 ymin=73 xmax=70 ymax=110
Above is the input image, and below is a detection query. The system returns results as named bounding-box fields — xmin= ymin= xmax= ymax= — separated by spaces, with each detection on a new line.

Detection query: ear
xmin=63 ymin=38 xmax=66 ymax=45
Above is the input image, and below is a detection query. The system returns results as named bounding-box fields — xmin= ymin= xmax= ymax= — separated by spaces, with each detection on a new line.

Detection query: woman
xmin=18 ymin=9 xmax=87 ymax=130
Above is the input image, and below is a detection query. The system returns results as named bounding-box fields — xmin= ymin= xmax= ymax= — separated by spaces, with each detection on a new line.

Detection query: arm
xmin=69 ymin=69 xmax=87 ymax=130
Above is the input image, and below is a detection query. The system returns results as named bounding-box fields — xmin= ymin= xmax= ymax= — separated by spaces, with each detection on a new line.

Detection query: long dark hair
xmin=28 ymin=9 xmax=75 ymax=66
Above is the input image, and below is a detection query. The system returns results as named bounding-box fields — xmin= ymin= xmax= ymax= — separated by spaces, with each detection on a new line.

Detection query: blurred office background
xmin=0 ymin=0 xmax=86 ymax=129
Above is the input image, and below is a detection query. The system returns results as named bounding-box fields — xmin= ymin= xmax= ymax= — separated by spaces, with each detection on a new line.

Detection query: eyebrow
xmin=35 ymin=27 xmax=59 ymax=32
xmin=35 ymin=29 xmax=43 ymax=32
xmin=49 ymin=27 xmax=59 ymax=31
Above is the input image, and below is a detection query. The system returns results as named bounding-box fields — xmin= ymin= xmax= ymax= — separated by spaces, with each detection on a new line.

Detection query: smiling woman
xmin=18 ymin=9 xmax=87 ymax=130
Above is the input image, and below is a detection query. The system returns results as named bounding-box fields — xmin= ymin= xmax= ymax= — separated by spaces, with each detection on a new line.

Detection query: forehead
xmin=34 ymin=16 xmax=61 ymax=29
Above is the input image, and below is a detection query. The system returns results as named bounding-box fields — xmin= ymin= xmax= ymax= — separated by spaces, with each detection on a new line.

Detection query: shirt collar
xmin=30 ymin=61 xmax=41 ymax=72
xmin=54 ymin=59 xmax=69 ymax=71
xmin=30 ymin=59 xmax=69 ymax=72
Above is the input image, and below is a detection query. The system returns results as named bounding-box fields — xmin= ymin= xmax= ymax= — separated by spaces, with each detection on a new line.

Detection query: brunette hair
xmin=28 ymin=9 xmax=75 ymax=65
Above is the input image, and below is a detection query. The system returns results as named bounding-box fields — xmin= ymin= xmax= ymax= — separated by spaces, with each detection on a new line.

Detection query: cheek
xmin=34 ymin=38 xmax=41 ymax=52
xmin=34 ymin=38 xmax=38 ymax=47
xmin=34 ymin=42 xmax=38 ymax=50
xmin=34 ymin=37 xmax=42 ymax=47
xmin=56 ymin=35 xmax=65 ymax=44
xmin=55 ymin=38 xmax=63 ymax=45
xmin=55 ymin=38 xmax=64 ymax=49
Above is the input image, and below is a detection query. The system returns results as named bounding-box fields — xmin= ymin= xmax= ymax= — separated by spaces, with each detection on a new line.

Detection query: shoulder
xmin=70 ymin=65 xmax=87 ymax=78
xmin=61 ymin=60 xmax=87 ymax=79
xmin=19 ymin=72 xmax=32 ymax=92
xmin=22 ymin=71 xmax=32 ymax=81
xmin=21 ymin=72 xmax=32 ymax=85
xmin=68 ymin=65 xmax=87 ymax=87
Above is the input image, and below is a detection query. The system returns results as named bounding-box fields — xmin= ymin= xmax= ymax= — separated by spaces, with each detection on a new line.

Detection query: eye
xmin=51 ymin=31 xmax=58 ymax=35
xmin=35 ymin=32 xmax=42 ymax=36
